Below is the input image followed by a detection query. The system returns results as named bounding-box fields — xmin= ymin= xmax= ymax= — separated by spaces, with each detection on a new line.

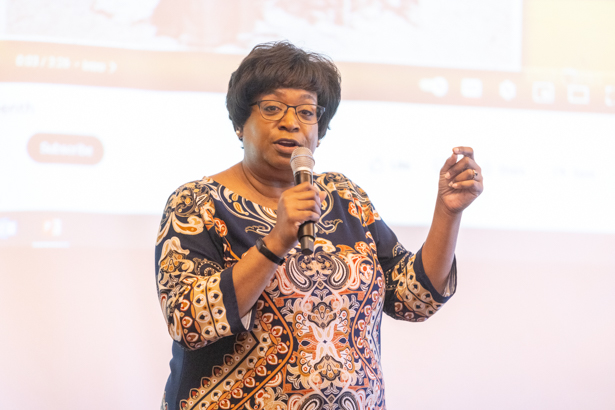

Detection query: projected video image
xmin=5 ymin=0 xmax=521 ymax=71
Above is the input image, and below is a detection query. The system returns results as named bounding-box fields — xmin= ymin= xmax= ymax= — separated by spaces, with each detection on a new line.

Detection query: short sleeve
xmin=155 ymin=180 xmax=255 ymax=350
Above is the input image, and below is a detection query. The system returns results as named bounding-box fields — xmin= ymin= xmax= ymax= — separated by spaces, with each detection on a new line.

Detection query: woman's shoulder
xmin=316 ymin=171 xmax=365 ymax=196
xmin=164 ymin=177 xmax=224 ymax=213
xmin=315 ymin=171 xmax=352 ymax=186
xmin=316 ymin=171 xmax=380 ymax=224
xmin=170 ymin=176 xmax=220 ymax=196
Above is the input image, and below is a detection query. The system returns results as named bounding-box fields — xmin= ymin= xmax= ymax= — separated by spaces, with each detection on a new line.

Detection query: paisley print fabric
xmin=155 ymin=172 xmax=456 ymax=410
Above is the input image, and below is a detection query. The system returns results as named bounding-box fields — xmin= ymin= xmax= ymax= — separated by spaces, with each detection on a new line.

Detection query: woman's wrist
xmin=256 ymin=237 xmax=285 ymax=265
xmin=434 ymin=196 xmax=464 ymax=222
xmin=262 ymin=232 xmax=294 ymax=260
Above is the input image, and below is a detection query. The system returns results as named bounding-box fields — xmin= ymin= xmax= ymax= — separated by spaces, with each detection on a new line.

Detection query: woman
xmin=155 ymin=41 xmax=483 ymax=410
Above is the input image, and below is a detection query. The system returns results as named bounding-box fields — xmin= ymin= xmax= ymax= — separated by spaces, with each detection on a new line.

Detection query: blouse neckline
xmin=204 ymin=176 xmax=278 ymax=213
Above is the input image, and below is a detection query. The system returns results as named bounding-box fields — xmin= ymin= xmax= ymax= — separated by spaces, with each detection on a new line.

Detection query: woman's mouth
xmin=275 ymin=139 xmax=301 ymax=148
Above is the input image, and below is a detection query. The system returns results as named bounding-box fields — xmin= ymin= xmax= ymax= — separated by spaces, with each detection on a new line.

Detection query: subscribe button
xmin=27 ymin=133 xmax=103 ymax=165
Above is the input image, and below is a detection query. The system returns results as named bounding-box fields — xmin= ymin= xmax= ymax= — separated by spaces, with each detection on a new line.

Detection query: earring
xmin=236 ymin=130 xmax=242 ymax=140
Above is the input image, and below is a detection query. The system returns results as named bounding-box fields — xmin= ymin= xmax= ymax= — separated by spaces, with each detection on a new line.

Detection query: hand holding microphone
xmin=290 ymin=147 xmax=317 ymax=255
xmin=264 ymin=147 xmax=321 ymax=259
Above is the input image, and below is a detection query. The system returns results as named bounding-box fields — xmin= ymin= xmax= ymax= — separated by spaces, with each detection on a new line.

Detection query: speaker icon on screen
xmin=419 ymin=76 xmax=449 ymax=97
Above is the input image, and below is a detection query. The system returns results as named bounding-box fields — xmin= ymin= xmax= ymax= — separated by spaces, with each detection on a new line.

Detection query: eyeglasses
xmin=250 ymin=100 xmax=325 ymax=125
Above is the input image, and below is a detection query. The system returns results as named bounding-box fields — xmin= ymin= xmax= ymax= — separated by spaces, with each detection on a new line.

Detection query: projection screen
xmin=1 ymin=1 xmax=614 ymax=409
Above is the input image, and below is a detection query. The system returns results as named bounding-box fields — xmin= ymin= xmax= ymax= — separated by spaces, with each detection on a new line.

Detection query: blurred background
xmin=1 ymin=0 xmax=614 ymax=408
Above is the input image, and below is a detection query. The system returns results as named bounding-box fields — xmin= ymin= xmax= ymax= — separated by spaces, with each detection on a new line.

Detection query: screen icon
xmin=606 ymin=86 xmax=614 ymax=107
xmin=0 ymin=218 xmax=18 ymax=240
xmin=419 ymin=76 xmax=449 ymax=97
xmin=461 ymin=78 xmax=482 ymax=99
xmin=43 ymin=218 xmax=63 ymax=237
xmin=533 ymin=82 xmax=555 ymax=104
xmin=567 ymin=84 xmax=590 ymax=105
xmin=499 ymin=80 xmax=517 ymax=101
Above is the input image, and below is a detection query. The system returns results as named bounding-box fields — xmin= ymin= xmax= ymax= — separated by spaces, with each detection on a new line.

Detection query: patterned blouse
xmin=155 ymin=172 xmax=456 ymax=410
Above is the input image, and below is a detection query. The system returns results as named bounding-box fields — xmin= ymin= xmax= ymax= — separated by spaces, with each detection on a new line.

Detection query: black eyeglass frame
xmin=249 ymin=100 xmax=326 ymax=125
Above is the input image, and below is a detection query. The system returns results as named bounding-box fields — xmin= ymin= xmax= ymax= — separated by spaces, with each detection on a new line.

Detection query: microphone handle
xmin=294 ymin=170 xmax=315 ymax=255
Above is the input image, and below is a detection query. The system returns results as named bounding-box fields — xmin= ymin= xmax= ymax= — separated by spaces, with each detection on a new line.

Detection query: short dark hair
xmin=226 ymin=41 xmax=342 ymax=139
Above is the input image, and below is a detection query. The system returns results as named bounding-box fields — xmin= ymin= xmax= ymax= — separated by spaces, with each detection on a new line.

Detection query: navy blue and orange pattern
xmin=155 ymin=172 xmax=455 ymax=410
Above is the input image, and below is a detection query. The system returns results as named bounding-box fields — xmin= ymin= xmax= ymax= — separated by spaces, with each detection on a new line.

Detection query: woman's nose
xmin=278 ymin=107 xmax=300 ymax=131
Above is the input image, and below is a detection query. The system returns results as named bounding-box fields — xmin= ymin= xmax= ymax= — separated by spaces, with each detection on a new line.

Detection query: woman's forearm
xmin=422 ymin=199 xmax=462 ymax=294
xmin=232 ymin=235 xmax=292 ymax=317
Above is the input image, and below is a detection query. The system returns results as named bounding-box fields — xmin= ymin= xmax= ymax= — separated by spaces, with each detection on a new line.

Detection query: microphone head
xmin=290 ymin=147 xmax=315 ymax=174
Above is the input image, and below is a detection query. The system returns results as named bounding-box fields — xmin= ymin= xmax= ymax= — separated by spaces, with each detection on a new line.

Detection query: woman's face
xmin=240 ymin=88 xmax=320 ymax=178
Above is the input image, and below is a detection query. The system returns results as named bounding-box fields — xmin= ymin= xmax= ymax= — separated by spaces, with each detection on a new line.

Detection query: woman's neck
xmin=240 ymin=161 xmax=295 ymax=207
xmin=211 ymin=162 xmax=294 ymax=209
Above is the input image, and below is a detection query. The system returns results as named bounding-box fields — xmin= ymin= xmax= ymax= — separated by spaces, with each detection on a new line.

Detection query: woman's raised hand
xmin=438 ymin=147 xmax=484 ymax=214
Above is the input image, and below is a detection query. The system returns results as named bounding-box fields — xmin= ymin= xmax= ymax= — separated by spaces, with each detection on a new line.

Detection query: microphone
xmin=290 ymin=147 xmax=316 ymax=255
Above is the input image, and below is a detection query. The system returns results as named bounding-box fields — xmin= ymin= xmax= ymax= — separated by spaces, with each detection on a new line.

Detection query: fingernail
xmin=451 ymin=183 xmax=458 ymax=188
xmin=444 ymin=172 xmax=450 ymax=179
xmin=448 ymin=182 xmax=453 ymax=187
xmin=454 ymin=148 xmax=460 ymax=153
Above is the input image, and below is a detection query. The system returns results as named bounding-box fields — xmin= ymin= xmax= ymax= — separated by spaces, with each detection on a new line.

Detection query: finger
xmin=453 ymin=146 xmax=475 ymax=159
xmin=290 ymin=209 xmax=322 ymax=223
xmin=290 ymin=181 xmax=319 ymax=192
xmin=283 ymin=183 xmax=322 ymax=199
xmin=444 ymin=156 xmax=473 ymax=179
xmin=298 ymin=199 xmax=322 ymax=214
xmin=450 ymin=168 xmax=479 ymax=184
xmin=318 ymin=191 xmax=327 ymax=207
xmin=440 ymin=152 xmax=458 ymax=174
xmin=306 ymin=210 xmax=322 ymax=222
xmin=449 ymin=179 xmax=483 ymax=193
xmin=285 ymin=190 xmax=321 ymax=202
xmin=288 ymin=190 xmax=323 ymax=209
